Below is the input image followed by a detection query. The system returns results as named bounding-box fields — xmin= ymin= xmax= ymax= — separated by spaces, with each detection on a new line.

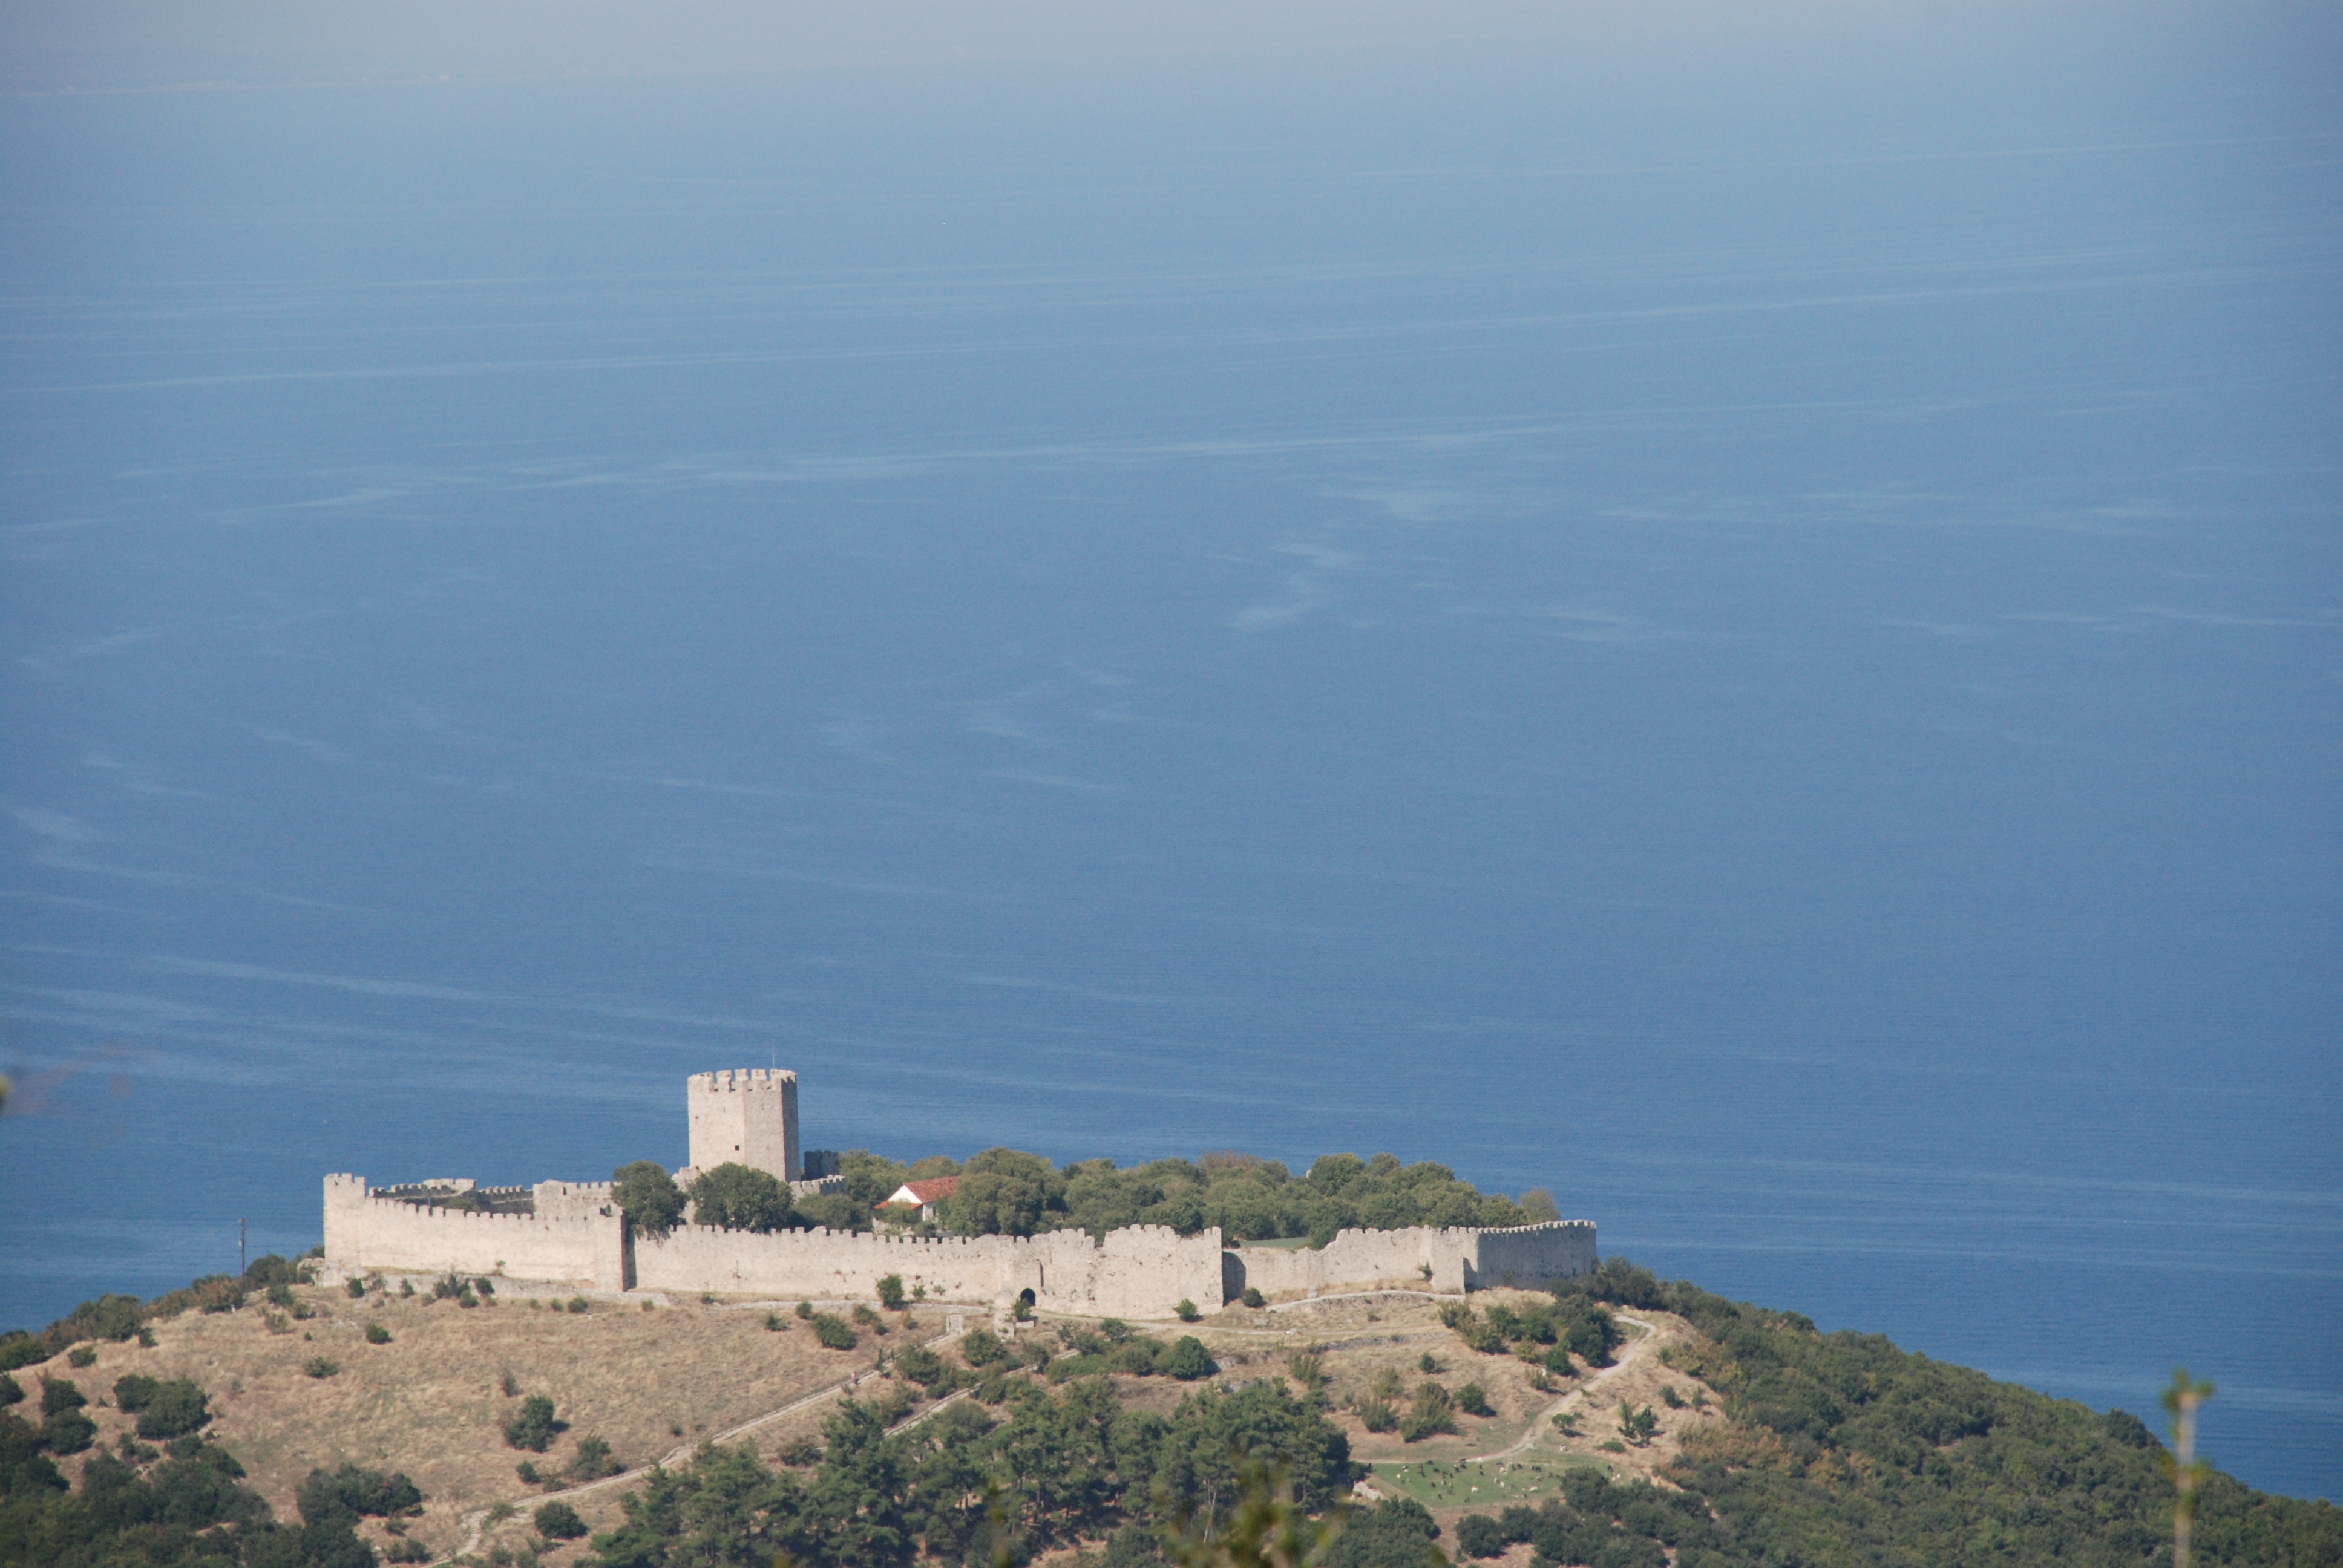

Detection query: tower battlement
xmin=688 ymin=1067 xmax=800 ymax=1181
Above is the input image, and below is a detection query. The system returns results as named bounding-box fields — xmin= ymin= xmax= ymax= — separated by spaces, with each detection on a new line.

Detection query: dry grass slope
xmin=21 ymin=1281 xmax=906 ymax=1562
xmin=18 ymin=1281 xmax=1710 ymax=1564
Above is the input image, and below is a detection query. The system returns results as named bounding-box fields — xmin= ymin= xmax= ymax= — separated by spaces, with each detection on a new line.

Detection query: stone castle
xmin=322 ymin=1068 xmax=1596 ymax=1319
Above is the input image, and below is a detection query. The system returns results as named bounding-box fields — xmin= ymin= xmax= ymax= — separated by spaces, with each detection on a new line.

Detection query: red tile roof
xmin=887 ymin=1177 xmax=959 ymax=1206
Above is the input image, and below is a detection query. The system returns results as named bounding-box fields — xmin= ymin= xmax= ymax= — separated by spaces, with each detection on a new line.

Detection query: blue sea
xmin=2 ymin=11 xmax=2338 ymax=1501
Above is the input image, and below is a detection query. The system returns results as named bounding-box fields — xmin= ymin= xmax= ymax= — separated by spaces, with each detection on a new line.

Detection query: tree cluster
xmin=1537 ymin=1260 xmax=2343 ymax=1567
xmin=589 ymin=1372 xmax=1351 ymax=1568
xmin=0 ymin=1379 xmax=414 ymax=1568
xmin=111 ymin=1377 xmax=211 ymax=1441
xmin=0 ymin=1256 xmax=321 ymax=1374
xmin=1449 ymin=1480 xmax=1696 ymax=1568
xmin=1438 ymin=1296 xmax=1620 ymax=1370
xmin=912 ymin=1149 xmax=1544 ymax=1242
xmin=601 ymin=1146 xmax=1548 ymax=1243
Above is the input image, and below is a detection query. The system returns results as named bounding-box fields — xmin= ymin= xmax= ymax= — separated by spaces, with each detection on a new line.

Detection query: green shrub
xmin=1456 ymin=1382 xmax=1493 ymax=1417
xmin=1113 ymin=1341 xmax=1165 ymax=1376
xmin=1165 ymin=1336 xmax=1213 ymax=1381
xmin=1454 ymin=1515 xmax=1507 ymax=1558
xmin=244 ymin=1255 xmax=304 ymax=1289
xmin=777 ymin=1436 xmax=824 ymax=1466
xmin=569 ymin=1434 xmax=620 ymax=1480
xmin=41 ymin=1378 xmax=85 ymax=1417
xmin=568 ymin=1296 xmax=589 ymax=1314
xmin=46 ymin=1408 xmax=98 ymax=1454
xmin=266 ymin=1282 xmax=297 ymax=1310
xmin=1659 ymin=1383 xmax=1683 ymax=1408
xmin=0 ymin=1374 xmax=18 ymax=1406
xmin=959 ymin=1327 xmax=1009 ymax=1367
xmin=1357 ymin=1395 xmax=1398 ymax=1433
xmin=795 ymin=1300 xmax=814 ymax=1319
xmin=1401 ymin=1382 xmax=1456 ymax=1442
xmin=346 ymin=1278 xmax=369 ymax=1299
xmin=894 ymin=1345 xmax=949 ymax=1387
xmin=1173 ymin=1299 xmax=1201 ymax=1322
xmin=131 ymin=1378 xmax=211 ymax=1439
xmin=506 ymin=1395 xmax=563 ymax=1451
xmin=297 ymin=1463 xmax=424 ymax=1525
xmin=304 ymin=1357 xmax=340 ymax=1379
xmin=536 ymin=1500 xmax=589 ymax=1540
xmin=1240 ymin=1287 xmax=1266 ymax=1308
xmin=850 ymin=1303 xmax=886 ymax=1333
xmin=67 ymin=1345 xmax=97 ymax=1368
xmin=876 ymin=1274 xmax=906 ymax=1310
xmin=516 ymin=1461 xmax=541 ymax=1485
xmin=386 ymin=1538 xmax=434 ymax=1563
xmin=365 ymin=1323 xmax=392 ymax=1344
xmin=812 ymin=1313 xmax=857 ymax=1350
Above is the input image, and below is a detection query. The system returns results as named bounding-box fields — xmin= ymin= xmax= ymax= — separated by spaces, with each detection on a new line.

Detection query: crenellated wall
xmin=533 ymin=1180 xmax=617 ymax=1221
xmin=629 ymin=1221 xmax=1224 ymax=1319
xmin=323 ymin=1175 xmax=626 ymax=1288
xmin=324 ymin=1175 xmax=1593 ymax=1316
xmin=1225 ymin=1219 xmax=1596 ymax=1299
xmin=1466 ymin=1219 xmax=1597 ymax=1289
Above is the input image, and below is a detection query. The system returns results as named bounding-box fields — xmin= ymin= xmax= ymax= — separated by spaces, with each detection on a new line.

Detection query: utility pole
xmin=239 ymin=1218 xmax=247 ymax=1278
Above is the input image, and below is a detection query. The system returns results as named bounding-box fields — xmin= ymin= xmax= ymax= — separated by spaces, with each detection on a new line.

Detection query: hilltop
xmin=5 ymin=1254 xmax=2339 ymax=1568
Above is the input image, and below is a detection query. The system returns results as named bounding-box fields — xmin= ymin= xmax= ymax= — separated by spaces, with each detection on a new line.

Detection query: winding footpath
xmin=433 ymin=1296 xmax=1654 ymax=1561
xmin=433 ymin=1322 xmax=971 ymax=1565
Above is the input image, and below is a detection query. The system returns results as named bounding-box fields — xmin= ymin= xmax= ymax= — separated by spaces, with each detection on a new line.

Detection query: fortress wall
xmin=1229 ymin=1220 xmax=1598 ymax=1299
xmin=1462 ymin=1220 xmax=1597 ymax=1289
xmin=322 ymin=1176 xmax=623 ymax=1287
xmin=627 ymin=1223 xmax=1225 ymax=1317
xmin=1090 ymin=1226 xmax=1227 ymax=1318
xmin=327 ymin=1168 xmax=1594 ymax=1313
xmin=1003 ymin=1226 xmax=1224 ymax=1319
xmin=631 ymin=1226 xmax=1004 ymax=1301
xmin=533 ymin=1180 xmax=615 ymax=1221
xmin=1234 ymin=1226 xmax=1455 ymax=1296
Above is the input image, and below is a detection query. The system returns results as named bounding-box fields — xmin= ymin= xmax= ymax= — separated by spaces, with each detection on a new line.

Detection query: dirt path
xmin=435 ymin=1324 xmax=968 ymax=1564
xmin=1456 ymin=1313 xmax=1657 ymax=1463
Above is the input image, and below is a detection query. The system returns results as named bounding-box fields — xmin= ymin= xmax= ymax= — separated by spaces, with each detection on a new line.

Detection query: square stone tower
xmin=687 ymin=1068 xmax=799 ymax=1181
